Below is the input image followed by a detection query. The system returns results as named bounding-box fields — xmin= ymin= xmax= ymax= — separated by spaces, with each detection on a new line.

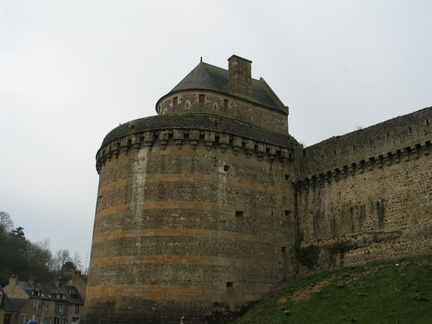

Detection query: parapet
xmin=96 ymin=114 xmax=298 ymax=172
xmin=299 ymin=106 xmax=432 ymax=179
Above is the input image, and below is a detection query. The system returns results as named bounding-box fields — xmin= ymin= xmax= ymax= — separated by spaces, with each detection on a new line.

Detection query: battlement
xmin=297 ymin=140 xmax=431 ymax=190
xmin=96 ymin=114 xmax=297 ymax=173
xmin=300 ymin=106 xmax=432 ymax=179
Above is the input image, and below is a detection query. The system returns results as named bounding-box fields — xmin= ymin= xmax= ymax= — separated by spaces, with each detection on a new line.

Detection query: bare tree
xmin=0 ymin=211 xmax=14 ymax=232
xmin=52 ymin=249 xmax=72 ymax=273
xmin=73 ymin=252 xmax=82 ymax=271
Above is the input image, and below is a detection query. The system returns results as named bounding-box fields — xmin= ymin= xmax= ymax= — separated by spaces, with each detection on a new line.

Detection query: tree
xmin=0 ymin=211 xmax=14 ymax=232
xmin=72 ymin=252 xmax=82 ymax=271
xmin=61 ymin=261 xmax=76 ymax=277
xmin=52 ymin=249 xmax=72 ymax=272
xmin=12 ymin=226 xmax=25 ymax=240
xmin=27 ymin=241 xmax=53 ymax=283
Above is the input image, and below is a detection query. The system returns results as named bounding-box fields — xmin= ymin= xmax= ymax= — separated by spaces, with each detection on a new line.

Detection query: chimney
xmin=72 ymin=270 xmax=81 ymax=280
xmin=9 ymin=275 xmax=19 ymax=286
xmin=228 ymin=55 xmax=252 ymax=98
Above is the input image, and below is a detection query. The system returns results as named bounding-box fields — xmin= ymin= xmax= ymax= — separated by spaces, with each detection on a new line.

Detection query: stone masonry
xmin=84 ymin=55 xmax=432 ymax=323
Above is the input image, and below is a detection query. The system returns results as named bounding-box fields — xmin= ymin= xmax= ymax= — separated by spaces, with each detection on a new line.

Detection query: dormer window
xmin=199 ymin=94 xmax=205 ymax=103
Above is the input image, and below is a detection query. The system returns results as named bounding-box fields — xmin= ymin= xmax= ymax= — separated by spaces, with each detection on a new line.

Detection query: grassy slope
xmin=231 ymin=255 xmax=432 ymax=324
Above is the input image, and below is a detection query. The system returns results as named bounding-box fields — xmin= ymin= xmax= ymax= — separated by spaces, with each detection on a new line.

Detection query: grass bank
xmin=231 ymin=255 xmax=432 ymax=323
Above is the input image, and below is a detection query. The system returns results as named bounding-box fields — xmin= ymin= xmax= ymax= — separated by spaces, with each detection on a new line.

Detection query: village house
xmin=3 ymin=276 xmax=85 ymax=324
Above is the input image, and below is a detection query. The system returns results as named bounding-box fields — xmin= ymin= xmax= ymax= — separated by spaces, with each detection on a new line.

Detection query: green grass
xmin=230 ymin=255 xmax=432 ymax=324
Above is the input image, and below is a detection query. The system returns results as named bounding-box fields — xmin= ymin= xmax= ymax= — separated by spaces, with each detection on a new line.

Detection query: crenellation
xmin=143 ymin=131 xmax=154 ymax=147
xmin=296 ymin=139 xmax=431 ymax=189
xmin=96 ymin=126 xmax=297 ymax=176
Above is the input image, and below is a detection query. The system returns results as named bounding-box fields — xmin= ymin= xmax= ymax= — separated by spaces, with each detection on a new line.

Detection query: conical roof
xmin=158 ymin=60 xmax=286 ymax=112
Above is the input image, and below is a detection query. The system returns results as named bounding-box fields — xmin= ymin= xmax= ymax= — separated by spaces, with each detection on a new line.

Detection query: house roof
xmin=9 ymin=298 xmax=26 ymax=312
xmin=0 ymin=286 xmax=21 ymax=312
xmin=158 ymin=61 xmax=286 ymax=112
xmin=39 ymin=284 xmax=69 ymax=300
xmin=65 ymin=285 xmax=84 ymax=305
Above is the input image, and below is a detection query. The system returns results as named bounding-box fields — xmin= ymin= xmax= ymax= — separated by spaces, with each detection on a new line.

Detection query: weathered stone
xmin=84 ymin=55 xmax=432 ymax=323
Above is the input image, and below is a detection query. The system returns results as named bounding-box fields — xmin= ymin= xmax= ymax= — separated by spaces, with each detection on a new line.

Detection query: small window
xmin=224 ymin=165 xmax=229 ymax=172
xmin=282 ymin=247 xmax=287 ymax=253
xmin=226 ymin=282 xmax=234 ymax=288
xmin=75 ymin=305 xmax=80 ymax=314
xmin=59 ymin=305 xmax=64 ymax=315
xmin=223 ymin=99 xmax=229 ymax=108
xmin=199 ymin=94 xmax=205 ymax=103
xmin=284 ymin=174 xmax=289 ymax=180
xmin=173 ymin=97 xmax=178 ymax=105
xmin=285 ymin=210 xmax=290 ymax=216
xmin=235 ymin=211 xmax=244 ymax=217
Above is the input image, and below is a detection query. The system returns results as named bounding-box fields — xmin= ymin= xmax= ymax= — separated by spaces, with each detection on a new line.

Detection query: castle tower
xmin=84 ymin=56 xmax=299 ymax=323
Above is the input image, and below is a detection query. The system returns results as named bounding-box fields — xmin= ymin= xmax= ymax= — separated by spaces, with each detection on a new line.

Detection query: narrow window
xmin=226 ymin=282 xmax=234 ymax=288
xmin=199 ymin=94 xmax=205 ymax=103
xmin=224 ymin=165 xmax=229 ymax=172
xmin=223 ymin=99 xmax=229 ymax=108
xmin=284 ymin=174 xmax=289 ymax=180
xmin=281 ymin=247 xmax=287 ymax=253
xmin=235 ymin=211 xmax=244 ymax=217
xmin=285 ymin=210 xmax=290 ymax=216
xmin=173 ymin=97 xmax=178 ymax=105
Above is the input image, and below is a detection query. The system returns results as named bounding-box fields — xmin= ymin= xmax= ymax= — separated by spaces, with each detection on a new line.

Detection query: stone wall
xmin=156 ymin=91 xmax=288 ymax=134
xmin=295 ymin=106 xmax=432 ymax=269
xmin=85 ymin=115 xmax=298 ymax=323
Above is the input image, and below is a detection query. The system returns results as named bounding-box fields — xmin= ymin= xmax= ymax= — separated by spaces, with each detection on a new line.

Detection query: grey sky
xmin=1 ymin=0 xmax=431 ymax=270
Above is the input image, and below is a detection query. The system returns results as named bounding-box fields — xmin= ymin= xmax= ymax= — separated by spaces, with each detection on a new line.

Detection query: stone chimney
xmin=9 ymin=275 xmax=18 ymax=286
xmin=72 ymin=270 xmax=81 ymax=280
xmin=228 ymin=55 xmax=252 ymax=98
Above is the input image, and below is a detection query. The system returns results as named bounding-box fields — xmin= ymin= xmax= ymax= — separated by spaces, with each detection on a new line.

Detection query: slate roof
xmin=157 ymin=61 xmax=286 ymax=112
xmin=0 ymin=286 xmax=21 ymax=312
xmin=65 ymin=285 xmax=84 ymax=305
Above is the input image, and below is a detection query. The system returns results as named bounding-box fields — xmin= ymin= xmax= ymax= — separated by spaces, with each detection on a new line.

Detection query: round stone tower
xmin=84 ymin=55 xmax=299 ymax=323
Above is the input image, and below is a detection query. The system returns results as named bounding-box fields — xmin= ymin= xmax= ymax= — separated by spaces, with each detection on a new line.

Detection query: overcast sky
xmin=1 ymin=0 xmax=431 ymax=271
